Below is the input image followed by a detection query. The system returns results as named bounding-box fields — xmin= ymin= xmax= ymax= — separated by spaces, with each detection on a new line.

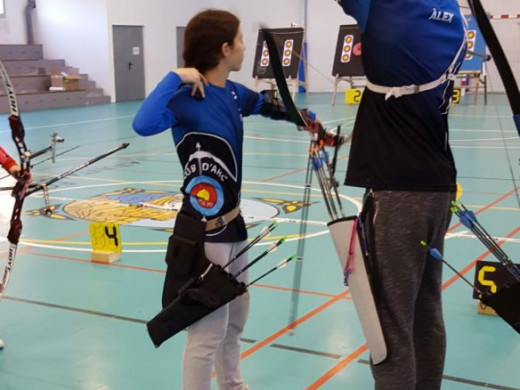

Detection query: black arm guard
xmin=259 ymin=90 xmax=312 ymax=129
xmin=258 ymin=90 xmax=292 ymax=121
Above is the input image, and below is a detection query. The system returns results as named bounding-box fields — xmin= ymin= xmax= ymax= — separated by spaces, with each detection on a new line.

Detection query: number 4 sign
xmin=90 ymin=222 xmax=122 ymax=263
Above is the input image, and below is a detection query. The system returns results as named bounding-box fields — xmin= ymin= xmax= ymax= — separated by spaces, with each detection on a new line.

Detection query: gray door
xmin=176 ymin=26 xmax=185 ymax=68
xmin=113 ymin=25 xmax=145 ymax=102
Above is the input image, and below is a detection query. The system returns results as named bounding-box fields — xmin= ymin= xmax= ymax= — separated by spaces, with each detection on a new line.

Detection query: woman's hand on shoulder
xmin=174 ymin=68 xmax=208 ymax=98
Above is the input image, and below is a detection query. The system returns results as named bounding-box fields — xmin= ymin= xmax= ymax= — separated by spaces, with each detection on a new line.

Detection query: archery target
xmin=260 ymin=41 xmax=270 ymax=67
xmin=466 ymin=30 xmax=476 ymax=60
xmin=341 ymin=35 xmax=354 ymax=63
xmin=332 ymin=25 xmax=365 ymax=77
xmin=252 ymin=27 xmax=304 ymax=79
xmin=282 ymin=39 xmax=294 ymax=67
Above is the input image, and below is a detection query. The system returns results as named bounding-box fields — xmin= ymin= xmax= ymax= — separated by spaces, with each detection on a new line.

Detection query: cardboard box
xmin=49 ymin=70 xmax=82 ymax=92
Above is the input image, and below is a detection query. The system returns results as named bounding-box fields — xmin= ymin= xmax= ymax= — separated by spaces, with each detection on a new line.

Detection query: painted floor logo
xmin=24 ymin=187 xmax=282 ymax=230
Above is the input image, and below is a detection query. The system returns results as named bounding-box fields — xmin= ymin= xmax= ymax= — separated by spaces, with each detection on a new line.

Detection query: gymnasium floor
xmin=0 ymin=92 xmax=519 ymax=390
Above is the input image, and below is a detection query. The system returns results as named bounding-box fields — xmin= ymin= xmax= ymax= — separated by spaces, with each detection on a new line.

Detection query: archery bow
xmin=0 ymin=133 xmax=69 ymax=181
xmin=0 ymin=60 xmax=33 ymax=299
xmin=467 ymin=0 xmax=520 ymax=208
xmin=263 ymin=28 xmax=347 ymax=329
xmin=467 ymin=0 xmax=520 ymax=135
xmin=0 ymin=60 xmax=130 ymax=298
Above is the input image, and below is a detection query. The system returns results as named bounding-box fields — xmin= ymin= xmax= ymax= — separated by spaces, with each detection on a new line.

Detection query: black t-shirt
xmin=345 ymin=86 xmax=457 ymax=192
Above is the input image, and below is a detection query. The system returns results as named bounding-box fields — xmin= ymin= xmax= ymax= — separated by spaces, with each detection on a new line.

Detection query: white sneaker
xmin=0 ymin=338 xmax=4 ymax=349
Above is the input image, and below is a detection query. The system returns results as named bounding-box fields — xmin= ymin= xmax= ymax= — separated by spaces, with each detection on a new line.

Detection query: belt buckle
xmin=214 ymin=216 xmax=225 ymax=228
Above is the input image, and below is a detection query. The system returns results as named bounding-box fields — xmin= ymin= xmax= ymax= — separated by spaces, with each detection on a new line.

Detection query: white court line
xmin=450 ymin=136 xmax=519 ymax=143
xmin=450 ymin=112 xmax=510 ymax=118
xmin=451 ymin=129 xmax=518 ymax=134
xmin=322 ymin=117 xmax=356 ymax=125
xmin=13 ymin=229 xmax=331 ymax=253
xmin=2 ymin=180 xmax=360 ymax=253
xmin=0 ymin=115 xmax=135 ymax=133
xmin=245 ymin=135 xmax=310 ymax=144
xmin=446 ymin=231 xmax=520 ymax=244
xmin=451 ymin=145 xmax=520 ymax=149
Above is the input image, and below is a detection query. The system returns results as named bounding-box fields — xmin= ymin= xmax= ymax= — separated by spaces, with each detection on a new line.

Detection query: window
xmin=0 ymin=0 xmax=5 ymax=18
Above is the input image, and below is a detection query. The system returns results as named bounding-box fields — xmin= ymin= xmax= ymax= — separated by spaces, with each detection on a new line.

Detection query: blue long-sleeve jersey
xmin=133 ymin=72 xmax=264 ymax=241
xmin=133 ymin=72 xmax=299 ymax=241
xmin=338 ymin=0 xmax=466 ymax=86
xmin=337 ymin=0 xmax=466 ymax=191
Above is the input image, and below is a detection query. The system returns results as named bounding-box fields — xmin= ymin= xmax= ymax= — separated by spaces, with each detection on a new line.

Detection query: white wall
xmin=0 ymin=0 xmax=28 ymax=43
xmin=106 ymin=0 xmax=213 ymax=100
xmin=203 ymin=0 xmax=302 ymax=88
xmin=108 ymin=0 xmax=520 ymax=94
xmin=1 ymin=0 xmax=519 ymax=96
xmin=307 ymin=0 xmax=520 ymax=93
xmin=305 ymin=0 xmax=357 ymax=93
xmin=32 ymin=0 xmax=111 ymax=97
xmin=106 ymin=0 xmax=302 ymax=97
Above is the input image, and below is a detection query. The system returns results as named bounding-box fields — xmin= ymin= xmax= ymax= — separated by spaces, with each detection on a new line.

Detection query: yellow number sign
xmin=456 ymin=182 xmax=463 ymax=200
xmin=452 ymin=88 xmax=461 ymax=104
xmin=345 ymin=88 xmax=363 ymax=105
xmin=478 ymin=265 xmax=498 ymax=294
xmin=90 ymin=222 xmax=122 ymax=253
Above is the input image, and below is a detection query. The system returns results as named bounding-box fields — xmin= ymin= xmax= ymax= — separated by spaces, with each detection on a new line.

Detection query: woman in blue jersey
xmin=335 ymin=1 xmax=466 ymax=389
xmin=133 ymin=9 xmax=330 ymax=390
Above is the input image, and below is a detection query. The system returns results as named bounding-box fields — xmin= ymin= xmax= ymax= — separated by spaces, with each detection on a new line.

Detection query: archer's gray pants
xmin=365 ymin=191 xmax=454 ymax=390
xmin=183 ymin=241 xmax=250 ymax=390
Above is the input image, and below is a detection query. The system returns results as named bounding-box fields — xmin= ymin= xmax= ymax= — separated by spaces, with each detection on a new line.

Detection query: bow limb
xmin=0 ymin=60 xmax=32 ymax=298
xmin=467 ymin=0 xmax=520 ymax=135
xmin=466 ymin=1 xmax=520 ymax=208
xmin=261 ymin=27 xmax=308 ymax=128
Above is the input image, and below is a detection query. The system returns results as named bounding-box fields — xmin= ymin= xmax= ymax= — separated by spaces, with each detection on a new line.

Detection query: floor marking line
xmin=239 ymin=290 xmax=350 ymax=360
xmin=448 ymin=186 xmax=520 ymax=233
xmin=3 ymin=295 xmax=147 ymax=324
xmin=26 ymin=251 xmax=346 ymax=299
xmin=304 ymin=186 xmax=520 ymax=388
xmin=442 ymin=226 xmax=520 ymax=290
xmin=357 ymin=360 xmax=520 ymax=390
xmin=306 ymin=345 xmax=369 ymax=390
xmin=306 ymin=227 xmax=520 ymax=389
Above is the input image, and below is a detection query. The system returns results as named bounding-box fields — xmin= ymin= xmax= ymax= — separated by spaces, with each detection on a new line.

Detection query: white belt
xmin=367 ymin=19 xmax=468 ymax=101
xmin=366 ymin=73 xmax=455 ymax=100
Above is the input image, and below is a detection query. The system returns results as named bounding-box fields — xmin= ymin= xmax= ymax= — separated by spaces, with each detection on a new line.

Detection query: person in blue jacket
xmin=334 ymin=1 xmax=467 ymax=389
xmin=133 ymin=9 xmax=337 ymax=390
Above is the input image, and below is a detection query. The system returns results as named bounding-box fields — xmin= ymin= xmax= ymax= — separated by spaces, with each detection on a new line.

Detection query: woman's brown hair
xmin=183 ymin=10 xmax=240 ymax=73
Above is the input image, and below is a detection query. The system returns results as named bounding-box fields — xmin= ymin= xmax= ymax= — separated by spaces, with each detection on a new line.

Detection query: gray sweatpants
xmin=182 ymin=241 xmax=250 ymax=390
xmin=365 ymin=191 xmax=454 ymax=390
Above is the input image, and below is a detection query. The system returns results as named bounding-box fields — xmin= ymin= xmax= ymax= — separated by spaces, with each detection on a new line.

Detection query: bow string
xmin=467 ymin=0 xmax=520 ymax=135
xmin=263 ymin=27 xmax=314 ymax=330
xmin=467 ymin=1 xmax=520 ymax=208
